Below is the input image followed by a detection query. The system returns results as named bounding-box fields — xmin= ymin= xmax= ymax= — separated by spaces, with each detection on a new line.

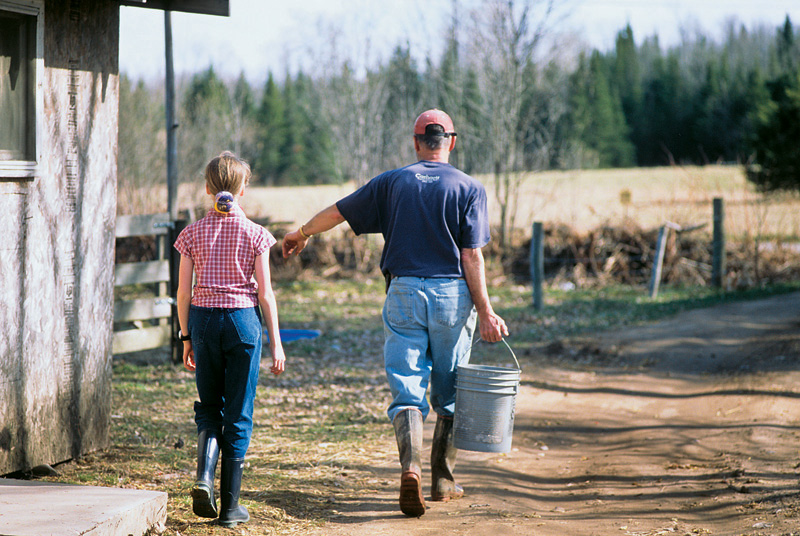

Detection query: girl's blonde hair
xmin=205 ymin=151 xmax=251 ymax=196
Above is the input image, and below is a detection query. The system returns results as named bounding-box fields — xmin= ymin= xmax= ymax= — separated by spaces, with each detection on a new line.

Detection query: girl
xmin=175 ymin=151 xmax=285 ymax=528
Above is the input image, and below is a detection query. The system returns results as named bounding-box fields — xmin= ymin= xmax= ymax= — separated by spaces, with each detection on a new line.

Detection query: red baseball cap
xmin=413 ymin=109 xmax=456 ymax=135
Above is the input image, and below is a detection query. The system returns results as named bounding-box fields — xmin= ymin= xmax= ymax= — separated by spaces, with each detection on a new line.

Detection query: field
xmin=161 ymin=164 xmax=800 ymax=242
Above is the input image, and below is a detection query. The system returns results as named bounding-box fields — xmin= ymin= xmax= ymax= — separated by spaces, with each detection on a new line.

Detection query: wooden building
xmin=0 ymin=0 xmax=228 ymax=475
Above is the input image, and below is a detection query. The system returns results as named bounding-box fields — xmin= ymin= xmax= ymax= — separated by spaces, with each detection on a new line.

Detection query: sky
xmin=119 ymin=0 xmax=799 ymax=84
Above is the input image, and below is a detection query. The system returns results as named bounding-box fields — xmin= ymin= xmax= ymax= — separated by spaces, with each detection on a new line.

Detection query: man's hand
xmin=478 ymin=311 xmax=509 ymax=343
xmin=282 ymin=230 xmax=309 ymax=258
xmin=282 ymin=205 xmax=346 ymax=258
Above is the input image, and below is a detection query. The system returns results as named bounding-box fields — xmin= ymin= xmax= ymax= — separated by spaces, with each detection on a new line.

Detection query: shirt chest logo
xmin=415 ymin=173 xmax=440 ymax=183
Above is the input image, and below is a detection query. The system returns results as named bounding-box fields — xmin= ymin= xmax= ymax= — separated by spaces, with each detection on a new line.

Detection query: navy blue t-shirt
xmin=336 ymin=161 xmax=490 ymax=278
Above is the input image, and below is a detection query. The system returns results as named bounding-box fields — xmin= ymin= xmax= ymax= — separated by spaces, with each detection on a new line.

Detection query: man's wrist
xmin=298 ymin=225 xmax=312 ymax=239
xmin=476 ymin=306 xmax=494 ymax=320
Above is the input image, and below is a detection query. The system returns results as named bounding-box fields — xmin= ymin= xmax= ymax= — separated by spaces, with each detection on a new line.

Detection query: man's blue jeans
xmin=383 ymin=277 xmax=477 ymax=423
xmin=189 ymin=305 xmax=262 ymax=459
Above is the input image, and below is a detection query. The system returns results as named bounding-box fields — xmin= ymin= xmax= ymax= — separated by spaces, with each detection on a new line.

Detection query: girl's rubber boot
xmin=430 ymin=416 xmax=464 ymax=501
xmin=191 ymin=429 xmax=220 ymax=518
xmin=393 ymin=408 xmax=426 ymax=517
xmin=218 ymin=457 xmax=250 ymax=528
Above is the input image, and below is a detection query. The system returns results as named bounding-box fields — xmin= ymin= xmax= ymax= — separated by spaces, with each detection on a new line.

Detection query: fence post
xmin=530 ymin=222 xmax=544 ymax=310
xmin=712 ymin=197 xmax=726 ymax=288
xmin=648 ymin=225 xmax=669 ymax=299
xmin=165 ymin=11 xmax=179 ymax=223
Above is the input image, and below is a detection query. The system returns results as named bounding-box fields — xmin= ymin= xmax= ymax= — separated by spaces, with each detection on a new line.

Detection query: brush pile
xmin=116 ymin=222 xmax=800 ymax=290
xmin=506 ymin=223 xmax=800 ymax=289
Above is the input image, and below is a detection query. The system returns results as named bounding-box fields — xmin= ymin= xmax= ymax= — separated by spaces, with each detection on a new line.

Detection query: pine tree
xmin=278 ymin=74 xmax=308 ymax=184
xmin=565 ymin=51 xmax=634 ymax=168
xmin=254 ymin=72 xmax=285 ymax=184
xmin=461 ymin=66 xmax=486 ymax=174
xmin=180 ymin=67 xmax=233 ymax=180
xmin=231 ymin=73 xmax=257 ymax=164
xmin=639 ymin=51 xmax=686 ymax=165
xmin=381 ymin=45 xmax=422 ymax=171
xmin=612 ymin=24 xmax=643 ymax=164
xmin=746 ymin=29 xmax=800 ymax=192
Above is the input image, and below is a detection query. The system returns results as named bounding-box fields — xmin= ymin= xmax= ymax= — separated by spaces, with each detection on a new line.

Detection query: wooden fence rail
xmin=112 ymin=213 xmax=174 ymax=355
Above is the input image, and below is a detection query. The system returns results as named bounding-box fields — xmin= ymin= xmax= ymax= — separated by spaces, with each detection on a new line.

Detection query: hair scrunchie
xmin=214 ymin=191 xmax=235 ymax=214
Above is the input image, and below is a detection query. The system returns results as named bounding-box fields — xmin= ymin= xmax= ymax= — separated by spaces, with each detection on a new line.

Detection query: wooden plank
xmin=115 ymin=213 xmax=170 ymax=238
xmin=115 ymin=260 xmax=170 ymax=286
xmin=112 ymin=324 xmax=172 ymax=355
xmin=119 ymin=0 xmax=229 ymax=16
xmin=114 ymin=297 xmax=172 ymax=323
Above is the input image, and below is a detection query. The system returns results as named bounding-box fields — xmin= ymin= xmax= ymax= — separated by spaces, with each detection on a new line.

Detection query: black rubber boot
xmin=191 ymin=429 xmax=220 ymax=518
xmin=430 ymin=416 xmax=464 ymax=502
xmin=218 ymin=457 xmax=250 ymax=528
xmin=393 ymin=408 xmax=426 ymax=517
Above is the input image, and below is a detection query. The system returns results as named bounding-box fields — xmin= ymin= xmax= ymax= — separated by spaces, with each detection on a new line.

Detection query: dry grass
xmin=48 ymin=280 xmax=396 ymax=536
xmin=119 ymin=165 xmax=800 ymax=243
xmin=502 ymin=165 xmax=800 ymax=240
xmin=32 ymin=280 xmax=800 ymax=535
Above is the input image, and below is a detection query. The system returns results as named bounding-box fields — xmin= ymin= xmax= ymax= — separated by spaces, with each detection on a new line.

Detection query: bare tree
xmin=118 ymin=75 xmax=166 ymax=214
xmin=304 ymin=24 xmax=390 ymax=187
xmin=467 ymin=0 xmax=561 ymax=247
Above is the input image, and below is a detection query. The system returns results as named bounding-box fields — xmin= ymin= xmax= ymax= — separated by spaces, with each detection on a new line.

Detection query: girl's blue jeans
xmin=189 ymin=305 xmax=262 ymax=459
xmin=382 ymin=277 xmax=477 ymax=423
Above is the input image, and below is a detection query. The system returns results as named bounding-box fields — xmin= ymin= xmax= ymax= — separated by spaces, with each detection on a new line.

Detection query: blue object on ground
xmin=264 ymin=329 xmax=321 ymax=343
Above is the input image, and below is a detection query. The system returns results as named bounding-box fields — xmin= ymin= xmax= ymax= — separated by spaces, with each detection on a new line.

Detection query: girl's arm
xmin=255 ymin=251 xmax=285 ymax=375
xmin=176 ymin=254 xmax=196 ymax=371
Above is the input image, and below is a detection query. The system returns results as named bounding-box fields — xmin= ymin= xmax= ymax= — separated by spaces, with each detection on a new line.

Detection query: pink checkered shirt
xmin=174 ymin=205 xmax=276 ymax=308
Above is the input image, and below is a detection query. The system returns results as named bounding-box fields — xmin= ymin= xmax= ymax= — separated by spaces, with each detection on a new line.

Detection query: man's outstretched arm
xmin=282 ymin=203 xmax=346 ymax=258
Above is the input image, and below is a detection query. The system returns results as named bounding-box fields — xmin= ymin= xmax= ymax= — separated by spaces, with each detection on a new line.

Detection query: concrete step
xmin=0 ymin=478 xmax=167 ymax=536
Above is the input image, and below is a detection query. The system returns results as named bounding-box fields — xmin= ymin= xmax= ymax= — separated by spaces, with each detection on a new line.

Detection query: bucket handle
xmin=462 ymin=338 xmax=521 ymax=371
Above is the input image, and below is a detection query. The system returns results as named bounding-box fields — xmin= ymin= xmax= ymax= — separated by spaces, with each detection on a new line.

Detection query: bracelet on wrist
xmin=298 ymin=225 xmax=312 ymax=239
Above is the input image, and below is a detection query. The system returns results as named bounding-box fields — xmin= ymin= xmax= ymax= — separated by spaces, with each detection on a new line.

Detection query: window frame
xmin=0 ymin=0 xmax=43 ymax=181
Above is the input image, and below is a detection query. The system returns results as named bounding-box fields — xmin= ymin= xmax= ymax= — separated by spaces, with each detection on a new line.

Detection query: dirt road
xmin=309 ymin=292 xmax=800 ymax=536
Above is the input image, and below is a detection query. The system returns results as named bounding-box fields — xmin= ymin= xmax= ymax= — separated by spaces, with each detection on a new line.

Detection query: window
xmin=0 ymin=1 xmax=41 ymax=179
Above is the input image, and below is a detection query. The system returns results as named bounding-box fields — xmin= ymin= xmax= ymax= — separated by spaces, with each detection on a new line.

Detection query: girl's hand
xmin=183 ymin=342 xmax=196 ymax=372
xmin=270 ymin=346 xmax=286 ymax=375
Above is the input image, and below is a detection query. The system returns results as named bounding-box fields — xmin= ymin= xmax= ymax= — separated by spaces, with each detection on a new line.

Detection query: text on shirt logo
xmin=415 ymin=173 xmax=440 ymax=183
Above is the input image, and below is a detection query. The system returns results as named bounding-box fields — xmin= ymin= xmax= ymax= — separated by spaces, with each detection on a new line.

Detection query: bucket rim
xmin=456 ymin=386 xmax=518 ymax=395
xmin=458 ymin=363 xmax=521 ymax=374
xmin=457 ymin=379 xmax=519 ymax=388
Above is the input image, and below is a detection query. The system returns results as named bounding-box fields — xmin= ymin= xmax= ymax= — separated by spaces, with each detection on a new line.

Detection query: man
xmin=282 ymin=109 xmax=508 ymax=517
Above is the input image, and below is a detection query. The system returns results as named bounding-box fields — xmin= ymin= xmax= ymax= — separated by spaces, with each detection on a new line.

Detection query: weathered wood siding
xmin=0 ymin=0 xmax=118 ymax=474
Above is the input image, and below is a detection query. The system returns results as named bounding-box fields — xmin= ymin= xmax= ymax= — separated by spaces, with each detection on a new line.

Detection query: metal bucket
xmin=453 ymin=340 xmax=521 ymax=453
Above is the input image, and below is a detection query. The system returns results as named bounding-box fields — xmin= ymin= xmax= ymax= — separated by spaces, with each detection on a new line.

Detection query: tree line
xmin=119 ymin=1 xmax=800 ymax=231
